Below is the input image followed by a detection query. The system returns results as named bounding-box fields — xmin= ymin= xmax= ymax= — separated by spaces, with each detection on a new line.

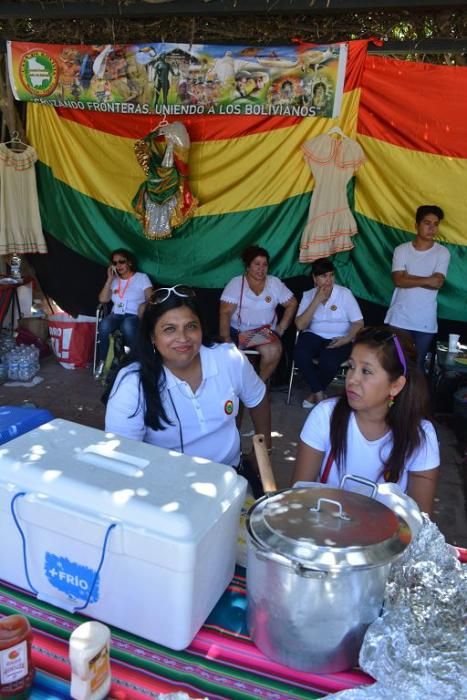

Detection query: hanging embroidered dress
xmin=0 ymin=144 xmax=47 ymax=255
xmin=299 ymin=133 xmax=365 ymax=263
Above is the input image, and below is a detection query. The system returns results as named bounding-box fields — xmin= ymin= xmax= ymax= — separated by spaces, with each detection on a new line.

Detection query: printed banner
xmin=8 ymin=40 xmax=347 ymax=118
xmin=25 ymin=40 xmax=369 ymax=299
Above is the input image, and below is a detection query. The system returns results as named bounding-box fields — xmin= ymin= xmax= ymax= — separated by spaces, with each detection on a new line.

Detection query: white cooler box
xmin=0 ymin=419 xmax=247 ymax=649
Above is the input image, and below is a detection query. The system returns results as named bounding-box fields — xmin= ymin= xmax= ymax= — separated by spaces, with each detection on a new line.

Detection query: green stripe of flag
xmin=37 ymin=161 xmax=312 ymax=288
xmin=37 ymin=162 xmax=467 ymax=320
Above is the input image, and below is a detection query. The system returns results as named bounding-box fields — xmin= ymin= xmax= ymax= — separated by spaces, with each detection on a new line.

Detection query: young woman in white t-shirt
xmin=293 ymin=326 xmax=439 ymax=515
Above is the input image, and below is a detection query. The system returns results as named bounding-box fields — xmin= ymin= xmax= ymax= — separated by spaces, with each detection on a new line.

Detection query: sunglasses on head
xmin=112 ymin=259 xmax=127 ymax=265
xmin=149 ymin=285 xmax=196 ymax=305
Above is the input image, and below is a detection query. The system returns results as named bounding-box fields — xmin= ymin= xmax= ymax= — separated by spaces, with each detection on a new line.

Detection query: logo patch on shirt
xmin=224 ymin=400 xmax=234 ymax=415
xmin=265 ymin=295 xmax=272 ymax=303
xmin=330 ymin=304 xmax=337 ymax=311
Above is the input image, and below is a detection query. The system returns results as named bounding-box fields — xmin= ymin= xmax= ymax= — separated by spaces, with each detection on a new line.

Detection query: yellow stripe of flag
xmin=355 ymin=135 xmax=465 ymax=246
xmin=28 ymin=90 xmax=360 ymax=217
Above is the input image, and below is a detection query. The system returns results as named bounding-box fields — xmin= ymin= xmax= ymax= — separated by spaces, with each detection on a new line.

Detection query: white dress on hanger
xmin=299 ymin=133 xmax=365 ymax=263
xmin=0 ymin=143 xmax=47 ymax=255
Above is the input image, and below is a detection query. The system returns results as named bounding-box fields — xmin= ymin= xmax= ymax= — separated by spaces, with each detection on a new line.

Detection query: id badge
xmin=115 ymin=300 xmax=126 ymax=314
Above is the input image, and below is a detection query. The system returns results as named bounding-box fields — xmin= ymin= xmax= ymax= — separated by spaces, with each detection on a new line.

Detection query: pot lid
xmin=247 ymin=487 xmax=411 ymax=571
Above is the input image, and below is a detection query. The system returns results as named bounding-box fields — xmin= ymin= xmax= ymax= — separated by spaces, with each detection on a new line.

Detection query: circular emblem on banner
xmin=20 ymin=50 xmax=58 ymax=97
xmin=224 ymin=400 xmax=234 ymax=415
xmin=330 ymin=304 xmax=337 ymax=311
xmin=265 ymin=295 xmax=272 ymax=303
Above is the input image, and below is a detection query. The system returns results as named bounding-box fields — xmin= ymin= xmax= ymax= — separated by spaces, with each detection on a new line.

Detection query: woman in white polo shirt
xmin=96 ymin=249 xmax=153 ymax=377
xmin=104 ymin=286 xmax=270 ymax=473
xmin=295 ymin=257 xmax=363 ymax=408
xmin=219 ymin=245 xmax=297 ymax=381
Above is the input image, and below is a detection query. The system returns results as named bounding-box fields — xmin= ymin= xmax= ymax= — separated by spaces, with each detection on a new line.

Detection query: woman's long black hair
xmin=102 ymin=291 xmax=213 ymax=431
xmin=330 ymin=326 xmax=432 ymax=483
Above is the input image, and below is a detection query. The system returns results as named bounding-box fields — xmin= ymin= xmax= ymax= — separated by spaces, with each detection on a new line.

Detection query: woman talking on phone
xmin=95 ymin=249 xmax=153 ymax=378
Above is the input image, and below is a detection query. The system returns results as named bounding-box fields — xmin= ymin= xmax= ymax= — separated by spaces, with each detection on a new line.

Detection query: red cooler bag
xmin=47 ymin=314 xmax=96 ymax=369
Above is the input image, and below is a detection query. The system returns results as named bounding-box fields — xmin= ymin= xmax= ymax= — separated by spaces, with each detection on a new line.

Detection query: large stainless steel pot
xmin=246 ymin=486 xmax=412 ymax=673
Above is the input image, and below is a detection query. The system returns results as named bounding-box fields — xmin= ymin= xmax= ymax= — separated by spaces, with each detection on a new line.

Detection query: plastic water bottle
xmin=1 ymin=357 xmax=9 ymax=378
xmin=26 ymin=348 xmax=37 ymax=381
xmin=0 ymin=332 xmax=15 ymax=355
xmin=10 ymin=254 xmax=22 ymax=280
xmin=28 ymin=347 xmax=38 ymax=378
xmin=18 ymin=357 xmax=31 ymax=382
xmin=8 ymin=358 xmax=19 ymax=381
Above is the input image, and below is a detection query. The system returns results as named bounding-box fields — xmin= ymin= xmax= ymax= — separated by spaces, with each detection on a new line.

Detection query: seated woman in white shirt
xmin=219 ymin=246 xmax=297 ymax=381
xmin=96 ymin=249 xmax=153 ymax=377
xmin=295 ymin=257 xmax=363 ymax=408
xmin=292 ymin=326 xmax=439 ymax=515
xmin=104 ymin=285 xmax=271 ymax=476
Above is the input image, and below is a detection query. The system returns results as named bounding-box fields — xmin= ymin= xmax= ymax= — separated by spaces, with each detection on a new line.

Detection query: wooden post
xmin=0 ymin=53 xmax=26 ymax=141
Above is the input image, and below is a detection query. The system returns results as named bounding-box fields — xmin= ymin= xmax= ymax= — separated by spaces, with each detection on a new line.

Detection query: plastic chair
xmin=92 ymin=303 xmax=107 ymax=375
xmin=286 ymin=330 xmax=300 ymax=405
xmin=92 ymin=303 xmax=126 ymax=377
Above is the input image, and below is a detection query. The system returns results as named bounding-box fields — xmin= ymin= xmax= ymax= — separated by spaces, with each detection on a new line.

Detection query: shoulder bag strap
xmin=319 ymin=451 xmax=334 ymax=484
xmin=236 ymin=275 xmax=245 ymax=329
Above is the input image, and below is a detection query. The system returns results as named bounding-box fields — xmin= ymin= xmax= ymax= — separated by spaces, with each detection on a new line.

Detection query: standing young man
xmin=385 ymin=205 xmax=451 ymax=372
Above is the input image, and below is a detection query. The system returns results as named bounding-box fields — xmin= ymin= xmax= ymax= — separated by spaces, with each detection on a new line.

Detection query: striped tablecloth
xmin=0 ymin=568 xmax=373 ymax=699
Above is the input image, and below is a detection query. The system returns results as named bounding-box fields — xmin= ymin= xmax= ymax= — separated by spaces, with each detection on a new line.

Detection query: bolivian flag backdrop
xmin=351 ymin=55 xmax=467 ymax=323
xmin=24 ymin=41 xmax=467 ymax=322
xmin=24 ymin=40 xmax=366 ymax=289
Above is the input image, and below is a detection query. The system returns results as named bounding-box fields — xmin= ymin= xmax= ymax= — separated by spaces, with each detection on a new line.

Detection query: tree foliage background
xmin=0 ymin=4 xmax=466 ymax=65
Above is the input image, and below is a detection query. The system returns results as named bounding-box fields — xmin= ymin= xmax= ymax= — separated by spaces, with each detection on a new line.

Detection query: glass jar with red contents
xmin=0 ymin=615 xmax=34 ymax=698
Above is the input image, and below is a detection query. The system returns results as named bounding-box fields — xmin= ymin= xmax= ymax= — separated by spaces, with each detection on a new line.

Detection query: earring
xmin=388 ymin=394 xmax=395 ymax=408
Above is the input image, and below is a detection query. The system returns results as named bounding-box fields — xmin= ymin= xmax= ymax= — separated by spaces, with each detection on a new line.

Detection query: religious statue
xmin=132 ymin=121 xmax=198 ymax=240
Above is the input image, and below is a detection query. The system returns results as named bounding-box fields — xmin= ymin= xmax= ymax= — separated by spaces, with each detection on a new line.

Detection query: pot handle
xmin=309 ymin=498 xmax=350 ymax=521
xmin=340 ymin=474 xmax=378 ymax=498
xmin=254 ymin=546 xmax=292 ymax=568
xmin=253 ymin=547 xmax=327 ymax=578
xmin=295 ymin=564 xmax=328 ymax=579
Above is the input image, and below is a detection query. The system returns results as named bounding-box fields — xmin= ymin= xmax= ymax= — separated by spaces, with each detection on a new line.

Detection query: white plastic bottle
xmin=9 ymin=254 xmax=22 ymax=280
xmin=69 ymin=621 xmax=111 ymax=700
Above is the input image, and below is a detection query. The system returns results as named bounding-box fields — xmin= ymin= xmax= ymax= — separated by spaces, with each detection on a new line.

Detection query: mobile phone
xmin=112 ymin=265 xmax=117 ymax=275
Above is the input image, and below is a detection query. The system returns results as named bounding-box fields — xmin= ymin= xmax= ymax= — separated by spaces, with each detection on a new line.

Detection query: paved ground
xmin=1 ymin=354 xmax=466 ymax=548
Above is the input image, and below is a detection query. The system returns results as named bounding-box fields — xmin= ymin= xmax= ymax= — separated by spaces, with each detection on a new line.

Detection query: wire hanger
xmin=153 ymin=115 xmax=169 ymax=133
xmin=326 ymin=125 xmax=347 ymax=138
xmin=3 ymin=130 xmax=28 ymax=152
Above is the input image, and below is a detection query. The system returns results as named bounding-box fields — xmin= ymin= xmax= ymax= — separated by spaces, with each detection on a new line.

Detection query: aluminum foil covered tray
xmin=327 ymin=517 xmax=467 ymax=700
